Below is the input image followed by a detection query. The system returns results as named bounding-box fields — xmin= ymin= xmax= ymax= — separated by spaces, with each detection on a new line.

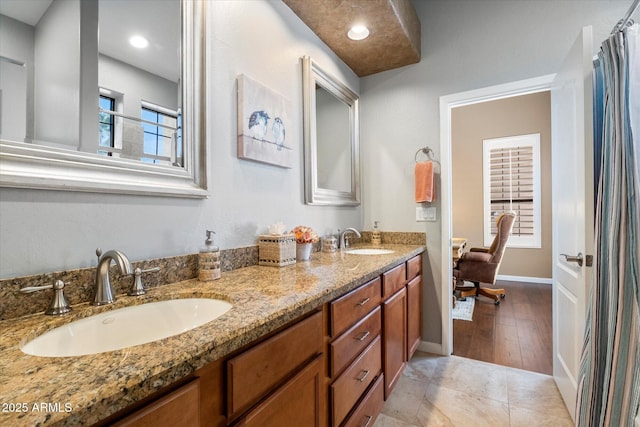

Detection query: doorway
xmin=438 ymin=74 xmax=555 ymax=359
xmin=449 ymin=91 xmax=553 ymax=374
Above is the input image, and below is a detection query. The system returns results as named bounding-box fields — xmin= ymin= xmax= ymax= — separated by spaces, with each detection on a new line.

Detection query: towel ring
xmin=414 ymin=147 xmax=440 ymax=164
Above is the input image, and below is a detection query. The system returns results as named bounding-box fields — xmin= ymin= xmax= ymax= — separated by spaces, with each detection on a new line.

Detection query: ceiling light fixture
xmin=347 ymin=25 xmax=369 ymax=41
xmin=129 ymin=35 xmax=149 ymax=49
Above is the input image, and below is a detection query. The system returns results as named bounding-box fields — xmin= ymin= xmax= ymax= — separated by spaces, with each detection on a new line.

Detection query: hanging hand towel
xmin=415 ymin=161 xmax=435 ymax=203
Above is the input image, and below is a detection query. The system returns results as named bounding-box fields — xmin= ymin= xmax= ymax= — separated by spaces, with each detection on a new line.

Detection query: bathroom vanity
xmin=0 ymin=245 xmax=424 ymax=426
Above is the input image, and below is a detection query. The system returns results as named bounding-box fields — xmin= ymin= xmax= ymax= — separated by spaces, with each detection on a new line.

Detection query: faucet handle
xmin=20 ymin=280 xmax=72 ymax=316
xmin=96 ymin=248 xmax=103 ymax=259
xmin=128 ymin=267 xmax=161 ymax=296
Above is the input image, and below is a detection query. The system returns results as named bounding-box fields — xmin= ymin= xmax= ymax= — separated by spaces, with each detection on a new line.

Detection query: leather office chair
xmin=453 ymin=212 xmax=516 ymax=305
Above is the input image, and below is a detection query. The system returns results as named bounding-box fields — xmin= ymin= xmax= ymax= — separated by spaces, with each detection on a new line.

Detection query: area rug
xmin=452 ymin=297 xmax=475 ymax=321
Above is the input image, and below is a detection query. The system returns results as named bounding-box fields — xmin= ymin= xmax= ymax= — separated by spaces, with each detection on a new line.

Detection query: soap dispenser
xmin=371 ymin=221 xmax=382 ymax=246
xmin=198 ymin=230 xmax=221 ymax=281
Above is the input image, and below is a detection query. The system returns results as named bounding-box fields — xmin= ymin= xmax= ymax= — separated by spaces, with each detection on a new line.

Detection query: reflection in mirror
xmin=0 ymin=0 xmax=206 ymax=197
xmin=302 ymin=56 xmax=360 ymax=206
xmin=98 ymin=0 xmax=181 ymax=166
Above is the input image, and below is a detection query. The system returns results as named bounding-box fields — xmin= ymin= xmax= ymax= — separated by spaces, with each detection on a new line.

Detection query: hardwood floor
xmin=453 ymin=280 xmax=553 ymax=375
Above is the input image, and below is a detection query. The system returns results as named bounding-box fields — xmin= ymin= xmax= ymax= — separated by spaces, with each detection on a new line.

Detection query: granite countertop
xmin=0 ymin=244 xmax=424 ymax=426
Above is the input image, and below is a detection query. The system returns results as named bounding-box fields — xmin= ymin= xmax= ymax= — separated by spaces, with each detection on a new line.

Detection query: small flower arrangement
xmin=291 ymin=225 xmax=319 ymax=244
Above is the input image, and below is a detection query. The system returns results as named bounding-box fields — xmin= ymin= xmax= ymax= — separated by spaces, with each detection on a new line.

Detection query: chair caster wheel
xmin=500 ymin=294 xmax=506 ymax=299
xmin=494 ymin=300 xmax=500 ymax=305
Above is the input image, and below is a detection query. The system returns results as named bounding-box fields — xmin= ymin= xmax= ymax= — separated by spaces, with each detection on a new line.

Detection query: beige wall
xmin=452 ymin=91 xmax=552 ymax=279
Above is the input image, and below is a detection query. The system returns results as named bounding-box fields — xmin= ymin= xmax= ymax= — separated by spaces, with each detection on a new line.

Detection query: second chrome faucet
xmin=339 ymin=227 xmax=361 ymax=249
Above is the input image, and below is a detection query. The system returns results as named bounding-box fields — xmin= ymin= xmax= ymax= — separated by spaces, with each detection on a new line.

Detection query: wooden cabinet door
xmin=382 ymin=287 xmax=407 ymax=399
xmin=227 ymin=311 xmax=323 ymax=419
xmin=235 ymin=355 xmax=325 ymax=427
xmin=406 ymin=275 xmax=422 ymax=360
xmin=112 ymin=379 xmax=200 ymax=427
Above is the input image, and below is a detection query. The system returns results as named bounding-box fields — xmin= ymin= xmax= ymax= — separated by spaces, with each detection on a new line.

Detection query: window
xmin=483 ymin=133 xmax=541 ymax=248
xmin=140 ymin=102 xmax=180 ymax=166
xmin=98 ymin=95 xmax=115 ymax=156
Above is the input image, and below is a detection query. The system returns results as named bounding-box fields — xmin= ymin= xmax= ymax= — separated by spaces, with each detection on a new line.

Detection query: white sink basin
xmin=345 ymin=248 xmax=395 ymax=255
xmin=21 ymin=298 xmax=232 ymax=357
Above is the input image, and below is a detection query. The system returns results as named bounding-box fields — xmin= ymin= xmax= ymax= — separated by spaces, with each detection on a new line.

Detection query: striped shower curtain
xmin=576 ymin=23 xmax=640 ymax=427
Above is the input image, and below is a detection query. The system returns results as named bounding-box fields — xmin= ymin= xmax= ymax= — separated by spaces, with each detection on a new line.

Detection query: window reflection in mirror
xmin=0 ymin=0 xmax=181 ymax=167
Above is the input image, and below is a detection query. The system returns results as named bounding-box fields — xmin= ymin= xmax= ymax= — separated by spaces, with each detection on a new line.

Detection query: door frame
xmin=438 ymin=74 xmax=555 ymax=356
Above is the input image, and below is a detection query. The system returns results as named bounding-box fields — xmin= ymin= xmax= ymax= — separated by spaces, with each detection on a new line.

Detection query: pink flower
xmin=291 ymin=226 xmax=319 ymax=243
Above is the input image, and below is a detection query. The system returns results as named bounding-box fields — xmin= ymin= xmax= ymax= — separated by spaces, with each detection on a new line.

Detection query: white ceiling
xmin=0 ymin=0 xmax=179 ymax=82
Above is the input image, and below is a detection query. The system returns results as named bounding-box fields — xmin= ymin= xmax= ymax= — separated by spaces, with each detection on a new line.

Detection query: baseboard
xmin=496 ymin=274 xmax=552 ymax=285
xmin=417 ymin=341 xmax=446 ymax=355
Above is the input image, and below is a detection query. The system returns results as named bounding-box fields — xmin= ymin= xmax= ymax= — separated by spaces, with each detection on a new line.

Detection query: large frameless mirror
xmin=0 ymin=0 xmax=206 ymax=197
xmin=302 ymin=56 xmax=360 ymax=206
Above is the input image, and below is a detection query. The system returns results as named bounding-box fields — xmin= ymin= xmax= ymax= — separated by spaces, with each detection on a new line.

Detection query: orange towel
xmin=415 ymin=161 xmax=434 ymax=203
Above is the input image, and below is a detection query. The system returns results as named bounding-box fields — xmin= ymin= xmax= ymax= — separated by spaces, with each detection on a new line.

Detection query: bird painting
xmin=272 ymin=117 xmax=286 ymax=150
xmin=237 ymin=74 xmax=293 ymax=168
xmin=248 ymin=110 xmax=270 ymax=140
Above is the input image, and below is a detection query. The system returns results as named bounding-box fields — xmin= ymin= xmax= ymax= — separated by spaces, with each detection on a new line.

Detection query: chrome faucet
xmin=93 ymin=248 xmax=133 ymax=306
xmin=339 ymin=227 xmax=362 ymax=249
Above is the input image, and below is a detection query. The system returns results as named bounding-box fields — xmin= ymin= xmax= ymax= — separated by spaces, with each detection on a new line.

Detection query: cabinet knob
xmin=355 ymin=369 xmax=370 ymax=382
xmin=361 ymin=415 xmax=373 ymax=427
xmin=355 ymin=297 xmax=370 ymax=307
xmin=354 ymin=331 xmax=370 ymax=342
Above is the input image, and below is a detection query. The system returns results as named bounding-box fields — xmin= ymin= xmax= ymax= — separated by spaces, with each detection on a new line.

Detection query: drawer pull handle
xmin=356 ymin=297 xmax=370 ymax=307
xmin=355 ymin=331 xmax=370 ymax=341
xmin=361 ymin=415 xmax=373 ymax=427
xmin=356 ymin=370 xmax=370 ymax=382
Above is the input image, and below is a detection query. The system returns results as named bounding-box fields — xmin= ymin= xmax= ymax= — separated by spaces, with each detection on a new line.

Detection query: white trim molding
xmin=497 ymin=274 xmax=553 ymax=284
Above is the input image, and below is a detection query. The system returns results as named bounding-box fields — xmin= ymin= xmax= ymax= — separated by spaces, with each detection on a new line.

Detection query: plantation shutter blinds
xmin=483 ymin=133 xmax=541 ymax=248
xmin=489 ymin=145 xmax=535 ymax=237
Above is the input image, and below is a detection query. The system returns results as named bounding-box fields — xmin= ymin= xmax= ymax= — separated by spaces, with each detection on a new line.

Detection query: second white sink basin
xmin=21 ymin=298 xmax=232 ymax=357
xmin=345 ymin=248 xmax=395 ymax=255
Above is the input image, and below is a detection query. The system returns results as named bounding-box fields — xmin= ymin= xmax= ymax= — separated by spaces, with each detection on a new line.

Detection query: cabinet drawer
xmin=112 ymin=379 xmax=200 ymax=427
xmin=343 ymin=374 xmax=384 ymax=427
xmin=382 ymin=264 xmax=406 ymax=299
xmin=331 ymin=336 xmax=382 ymax=426
xmin=407 ymin=255 xmax=422 ymax=281
xmin=330 ymin=277 xmax=381 ymax=337
xmin=227 ymin=311 xmax=323 ymax=419
xmin=330 ymin=306 xmax=381 ymax=377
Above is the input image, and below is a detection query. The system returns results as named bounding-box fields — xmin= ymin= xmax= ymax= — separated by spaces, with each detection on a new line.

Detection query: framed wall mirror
xmin=302 ymin=56 xmax=360 ymax=206
xmin=0 ymin=0 xmax=207 ymax=198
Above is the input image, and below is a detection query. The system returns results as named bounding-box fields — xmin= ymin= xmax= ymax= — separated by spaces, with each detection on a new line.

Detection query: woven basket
xmin=258 ymin=234 xmax=296 ymax=267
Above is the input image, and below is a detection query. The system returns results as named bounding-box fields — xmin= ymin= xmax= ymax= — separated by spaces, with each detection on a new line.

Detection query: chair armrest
xmin=470 ymin=248 xmax=490 ymax=253
xmin=461 ymin=251 xmax=492 ymax=263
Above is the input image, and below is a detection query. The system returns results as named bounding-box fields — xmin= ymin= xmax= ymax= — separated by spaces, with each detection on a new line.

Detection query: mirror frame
xmin=0 ymin=0 xmax=207 ymax=198
xmin=302 ymin=56 xmax=360 ymax=206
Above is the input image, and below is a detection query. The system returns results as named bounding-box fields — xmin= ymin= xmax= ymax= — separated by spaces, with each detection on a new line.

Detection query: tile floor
xmin=374 ymin=352 xmax=574 ymax=427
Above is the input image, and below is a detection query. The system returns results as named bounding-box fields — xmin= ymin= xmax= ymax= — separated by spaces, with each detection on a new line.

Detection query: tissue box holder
xmin=259 ymin=234 xmax=296 ymax=267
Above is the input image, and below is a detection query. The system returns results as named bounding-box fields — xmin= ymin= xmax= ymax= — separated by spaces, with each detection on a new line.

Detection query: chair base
xmin=455 ymin=281 xmax=506 ymax=305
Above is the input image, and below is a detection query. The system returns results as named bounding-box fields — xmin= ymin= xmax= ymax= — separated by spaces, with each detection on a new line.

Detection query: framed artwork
xmin=237 ymin=74 xmax=293 ymax=168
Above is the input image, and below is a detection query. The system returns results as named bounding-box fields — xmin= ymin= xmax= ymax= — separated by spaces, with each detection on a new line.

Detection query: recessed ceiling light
xmin=347 ymin=25 xmax=369 ymax=41
xmin=129 ymin=35 xmax=149 ymax=49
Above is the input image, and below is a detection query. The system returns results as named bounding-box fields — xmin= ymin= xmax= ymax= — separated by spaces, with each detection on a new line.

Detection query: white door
xmin=550 ymin=26 xmax=595 ymax=418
